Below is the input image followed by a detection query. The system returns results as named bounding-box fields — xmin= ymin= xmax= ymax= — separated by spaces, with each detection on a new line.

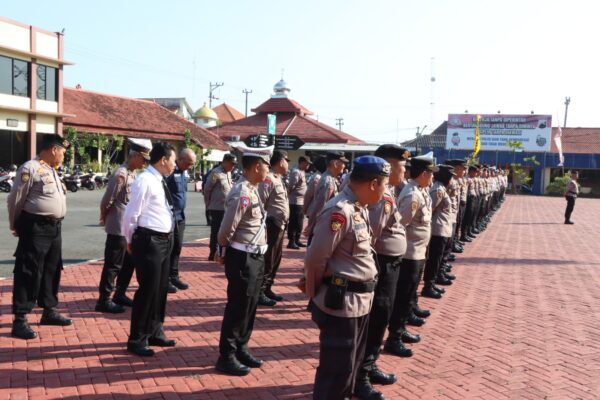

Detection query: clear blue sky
xmin=4 ymin=0 xmax=598 ymax=143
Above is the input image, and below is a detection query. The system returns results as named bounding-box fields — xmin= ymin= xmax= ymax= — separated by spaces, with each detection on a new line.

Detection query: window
xmin=36 ymin=64 xmax=57 ymax=101
xmin=0 ymin=55 xmax=29 ymax=97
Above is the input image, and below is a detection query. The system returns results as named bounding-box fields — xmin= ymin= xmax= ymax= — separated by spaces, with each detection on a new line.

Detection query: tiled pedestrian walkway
xmin=1 ymin=195 xmax=599 ymax=399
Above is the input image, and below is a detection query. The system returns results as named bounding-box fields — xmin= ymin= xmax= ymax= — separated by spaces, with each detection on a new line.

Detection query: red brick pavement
xmin=1 ymin=195 xmax=600 ymax=399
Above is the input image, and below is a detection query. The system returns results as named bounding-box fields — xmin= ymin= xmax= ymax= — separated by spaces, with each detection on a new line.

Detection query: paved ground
xmin=1 ymin=195 xmax=599 ymax=399
xmin=0 ymin=185 xmax=210 ymax=278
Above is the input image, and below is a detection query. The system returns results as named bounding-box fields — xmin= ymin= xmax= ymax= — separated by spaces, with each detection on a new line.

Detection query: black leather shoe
xmin=369 ymin=365 xmax=397 ymax=385
xmin=167 ymin=282 xmax=178 ymax=294
xmin=11 ymin=320 xmax=37 ymax=340
xmin=148 ymin=337 xmax=176 ymax=347
xmin=457 ymin=240 xmax=465 ymax=246
xmin=565 ymin=220 xmax=574 ymax=225
xmin=296 ymin=241 xmax=307 ymax=248
xmin=236 ymin=351 xmax=263 ymax=368
xmin=401 ymin=330 xmax=421 ymax=343
xmin=127 ymin=343 xmax=155 ymax=357
xmin=383 ymin=340 xmax=413 ymax=357
xmin=421 ymin=285 xmax=442 ymax=299
xmin=354 ymin=380 xmax=384 ymax=400
xmin=461 ymin=236 xmax=473 ymax=243
xmin=95 ymin=300 xmax=125 ymax=314
xmin=287 ymin=242 xmax=300 ymax=250
xmin=406 ymin=313 xmax=425 ymax=327
xmin=171 ymin=277 xmax=189 ymax=290
xmin=113 ymin=292 xmax=134 ymax=307
xmin=258 ymin=293 xmax=276 ymax=306
xmin=436 ymin=276 xmax=453 ymax=286
xmin=216 ymin=355 xmax=251 ymax=376
xmin=265 ymin=288 xmax=283 ymax=302
xmin=433 ymin=285 xmax=445 ymax=294
xmin=444 ymin=263 xmax=453 ymax=270
xmin=471 ymin=228 xmax=480 ymax=234
xmin=466 ymin=235 xmax=476 ymax=240
xmin=40 ymin=310 xmax=72 ymax=326
xmin=448 ymin=254 xmax=456 ymax=262
xmin=413 ymin=306 xmax=431 ymax=318
xmin=451 ymin=246 xmax=463 ymax=253
xmin=444 ymin=272 xmax=456 ymax=280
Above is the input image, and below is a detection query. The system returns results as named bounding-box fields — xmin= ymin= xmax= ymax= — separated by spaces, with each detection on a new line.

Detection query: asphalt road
xmin=0 ymin=184 xmax=210 ymax=278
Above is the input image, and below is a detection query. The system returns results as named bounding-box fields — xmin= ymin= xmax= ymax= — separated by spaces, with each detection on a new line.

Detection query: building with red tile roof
xmin=213 ymin=103 xmax=245 ymax=124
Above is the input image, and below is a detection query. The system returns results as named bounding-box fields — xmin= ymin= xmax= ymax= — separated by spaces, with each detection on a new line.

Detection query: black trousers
xmin=311 ymin=302 xmax=369 ymax=400
xmin=461 ymin=195 xmax=475 ymax=237
xmin=455 ymin=202 xmax=466 ymax=241
xmin=288 ymin=204 xmax=304 ymax=243
xmin=128 ymin=228 xmax=173 ymax=347
xmin=169 ymin=219 xmax=186 ymax=279
xmin=423 ymin=236 xmax=449 ymax=285
xmin=565 ymin=196 xmax=576 ymax=221
xmin=98 ymin=234 xmax=134 ymax=301
xmin=359 ymin=254 xmax=401 ymax=379
xmin=12 ymin=212 xmax=63 ymax=315
xmin=209 ymin=210 xmax=225 ymax=259
xmin=388 ymin=258 xmax=425 ymax=339
xmin=219 ymin=247 xmax=265 ymax=356
xmin=262 ymin=217 xmax=286 ymax=292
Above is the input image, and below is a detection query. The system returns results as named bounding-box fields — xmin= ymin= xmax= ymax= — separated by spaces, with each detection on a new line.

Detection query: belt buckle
xmin=331 ymin=274 xmax=347 ymax=288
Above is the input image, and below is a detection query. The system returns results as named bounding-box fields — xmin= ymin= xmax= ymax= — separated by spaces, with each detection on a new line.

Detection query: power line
xmin=335 ymin=118 xmax=344 ymax=131
xmin=209 ymin=82 xmax=224 ymax=108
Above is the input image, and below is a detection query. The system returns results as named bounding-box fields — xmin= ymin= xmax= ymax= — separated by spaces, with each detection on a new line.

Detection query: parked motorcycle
xmin=62 ymin=171 xmax=82 ymax=193
xmin=0 ymin=165 xmax=17 ymax=192
xmin=94 ymin=174 xmax=109 ymax=189
xmin=80 ymin=169 xmax=97 ymax=190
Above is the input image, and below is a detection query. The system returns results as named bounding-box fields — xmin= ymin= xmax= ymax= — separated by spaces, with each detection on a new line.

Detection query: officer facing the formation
xmin=96 ymin=138 xmax=151 ymax=314
xmin=204 ymin=153 xmax=237 ymax=261
xmin=257 ymin=150 xmax=290 ymax=306
xmin=564 ymin=170 xmax=579 ymax=224
xmin=165 ymin=148 xmax=197 ymax=293
xmin=304 ymin=156 xmax=390 ymax=400
xmin=122 ymin=142 xmax=177 ymax=357
xmin=354 ymin=145 xmax=410 ymax=400
xmin=8 ymin=134 xmax=72 ymax=340
xmin=287 ymin=156 xmax=311 ymax=249
xmin=215 ymin=146 xmax=272 ymax=377
xmin=385 ymin=156 xmax=436 ymax=357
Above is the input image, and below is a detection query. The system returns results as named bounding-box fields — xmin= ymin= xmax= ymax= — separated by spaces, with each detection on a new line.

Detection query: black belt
xmin=136 ymin=226 xmax=173 ymax=239
xmin=322 ymin=276 xmax=377 ymax=293
xmin=21 ymin=211 xmax=63 ymax=224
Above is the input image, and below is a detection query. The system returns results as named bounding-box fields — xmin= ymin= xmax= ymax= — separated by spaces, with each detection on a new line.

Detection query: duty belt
xmin=230 ymin=241 xmax=268 ymax=255
xmin=136 ymin=226 xmax=172 ymax=240
xmin=21 ymin=211 xmax=63 ymax=224
xmin=322 ymin=276 xmax=377 ymax=293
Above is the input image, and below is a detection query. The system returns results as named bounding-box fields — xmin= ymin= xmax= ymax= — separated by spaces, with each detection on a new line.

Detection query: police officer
xmin=257 ymin=150 xmax=290 ymax=306
xmin=302 ymin=156 xmax=327 ymax=216
xmin=122 ymin=142 xmax=177 ymax=357
xmin=215 ymin=146 xmax=272 ymax=376
xmin=385 ymin=156 xmax=436 ymax=357
xmin=564 ymin=171 xmax=579 ymax=224
xmin=304 ymin=156 xmax=389 ymax=400
xmin=8 ymin=134 xmax=72 ymax=339
xmin=287 ymin=156 xmax=311 ymax=249
xmin=166 ymin=148 xmax=197 ymax=293
xmin=204 ymin=154 xmax=236 ymax=261
xmin=96 ymin=138 xmax=151 ymax=313
xmin=355 ymin=145 xmax=410 ymax=400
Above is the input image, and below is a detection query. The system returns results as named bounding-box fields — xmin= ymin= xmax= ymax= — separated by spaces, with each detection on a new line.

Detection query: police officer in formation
xmin=204 ymin=153 xmax=237 ymax=261
xmin=302 ymin=156 xmax=327 ymax=218
xmin=8 ymin=134 xmax=72 ymax=340
xmin=215 ymin=146 xmax=272 ymax=376
xmin=96 ymin=138 xmax=152 ymax=313
xmin=564 ymin=170 xmax=578 ymax=224
xmin=303 ymin=155 xmax=390 ymax=400
xmin=287 ymin=156 xmax=311 ymax=249
xmin=165 ymin=148 xmax=197 ymax=293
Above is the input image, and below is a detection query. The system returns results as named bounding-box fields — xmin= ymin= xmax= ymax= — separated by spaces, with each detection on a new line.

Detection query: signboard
xmin=446 ymin=114 xmax=552 ymax=152
xmin=274 ymin=135 xmax=305 ymax=150
xmin=244 ymin=134 xmax=273 ymax=148
xmin=267 ymin=114 xmax=276 ymax=135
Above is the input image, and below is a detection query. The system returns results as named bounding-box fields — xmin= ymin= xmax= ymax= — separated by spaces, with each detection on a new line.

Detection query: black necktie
xmin=162 ymin=179 xmax=174 ymax=208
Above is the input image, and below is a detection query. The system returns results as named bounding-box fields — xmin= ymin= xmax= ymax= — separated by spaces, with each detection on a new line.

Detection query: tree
xmin=62 ymin=128 xmax=124 ymax=172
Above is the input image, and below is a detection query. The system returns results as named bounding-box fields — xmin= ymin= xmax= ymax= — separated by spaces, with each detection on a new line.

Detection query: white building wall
xmin=37 ymin=114 xmax=57 ymax=134
xmin=35 ymin=31 xmax=59 ymax=59
xmin=0 ymin=110 xmax=28 ymax=131
xmin=0 ymin=21 xmax=29 ymax=53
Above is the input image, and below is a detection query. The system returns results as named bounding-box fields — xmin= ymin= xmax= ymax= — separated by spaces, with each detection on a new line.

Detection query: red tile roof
xmin=210 ymin=112 xmax=364 ymax=144
xmin=551 ymin=127 xmax=600 ymax=154
xmin=251 ymin=97 xmax=314 ymax=115
xmin=63 ymin=88 xmax=229 ymax=150
xmin=213 ymin=103 xmax=245 ymax=124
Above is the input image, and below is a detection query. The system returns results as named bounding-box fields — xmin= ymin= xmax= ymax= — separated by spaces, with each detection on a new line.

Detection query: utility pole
xmin=563 ymin=97 xmax=571 ymax=127
xmin=415 ymin=125 xmax=427 ymax=155
xmin=242 ymin=89 xmax=252 ymax=117
xmin=335 ymin=118 xmax=344 ymax=131
xmin=208 ymin=82 xmax=224 ymax=108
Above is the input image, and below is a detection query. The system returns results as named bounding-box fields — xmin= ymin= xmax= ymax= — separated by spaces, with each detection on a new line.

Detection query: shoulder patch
xmin=384 ymin=200 xmax=392 ymax=214
xmin=212 ymin=173 xmax=219 ymax=182
xmin=21 ymin=172 xmax=30 ymax=183
xmin=240 ymin=196 xmax=250 ymax=209
xmin=330 ymin=212 xmax=346 ymax=232
xmin=264 ymin=177 xmax=272 ymax=185
xmin=411 ymin=200 xmax=419 ymax=211
xmin=437 ymin=189 xmax=444 ymax=199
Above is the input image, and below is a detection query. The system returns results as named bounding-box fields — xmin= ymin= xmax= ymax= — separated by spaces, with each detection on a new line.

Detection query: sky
xmin=4 ymin=0 xmax=600 ymax=143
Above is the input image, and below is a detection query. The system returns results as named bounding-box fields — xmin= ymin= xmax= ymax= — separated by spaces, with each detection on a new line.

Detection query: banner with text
xmin=446 ymin=114 xmax=552 ymax=152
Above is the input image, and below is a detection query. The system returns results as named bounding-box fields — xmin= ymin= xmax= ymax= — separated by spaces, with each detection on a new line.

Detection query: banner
xmin=446 ymin=114 xmax=552 ymax=152
xmin=473 ymin=115 xmax=481 ymax=157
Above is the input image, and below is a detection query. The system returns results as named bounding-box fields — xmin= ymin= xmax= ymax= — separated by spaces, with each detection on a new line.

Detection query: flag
xmin=473 ymin=115 xmax=481 ymax=158
xmin=554 ymin=124 xmax=564 ymax=166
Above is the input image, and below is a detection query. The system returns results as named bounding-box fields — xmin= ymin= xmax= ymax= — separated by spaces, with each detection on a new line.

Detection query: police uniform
xmin=257 ymin=151 xmax=290 ymax=304
xmin=216 ymin=147 xmax=271 ymax=377
xmin=302 ymin=156 xmax=327 ymax=215
xmin=166 ymin=161 xmax=191 ymax=290
xmin=204 ymin=156 xmax=235 ymax=260
xmin=287 ymin=157 xmax=310 ymax=248
xmin=305 ymin=156 xmax=389 ymax=400
xmin=96 ymin=139 xmax=151 ymax=313
xmin=8 ymin=135 xmax=71 ymax=340
xmin=565 ymin=173 xmax=579 ymax=224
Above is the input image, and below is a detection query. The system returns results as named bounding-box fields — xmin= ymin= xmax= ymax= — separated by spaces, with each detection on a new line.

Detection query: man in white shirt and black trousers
xmin=122 ymin=142 xmax=177 ymax=357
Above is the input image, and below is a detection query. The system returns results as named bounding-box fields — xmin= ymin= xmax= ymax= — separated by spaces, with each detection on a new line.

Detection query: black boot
xmin=354 ymin=379 xmax=384 ymax=400
xmin=264 ymin=287 xmax=283 ymax=301
xmin=11 ymin=315 xmax=37 ymax=340
xmin=287 ymin=241 xmax=300 ymax=249
xmin=258 ymin=293 xmax=276 ymax=306
xmin=369 ymin=364 xmax=397 ymax=385
xmin=216 ymin=355 xmax=251 ymax=376
xmin=421 ymin=284 xmax=442 ymax=299
xmin=407 ymin=313 xmax=425 ymax=326
xmin=95 ymin=299 xmax=125 ymax=314
xmin=413 ymin=306 xmax=431 ymax=318
xmin=171 ymin=276 xmax=189 ymax=290
xmin=401 ymin=330 xmax=421 ymax=343
xmin=384 ymin=339 xmax=413 ymax=357
xmin=113 ymin=290 xmax=134 ymax=307
xmin=40 ymin=309 xmax=72 ymax=326
xmin=236 ymin=350 xmax=263 ymax=368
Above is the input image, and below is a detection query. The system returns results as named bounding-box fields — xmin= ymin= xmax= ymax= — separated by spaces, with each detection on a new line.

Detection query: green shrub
xmin=546 ymin=173 xmax=571 ymax=195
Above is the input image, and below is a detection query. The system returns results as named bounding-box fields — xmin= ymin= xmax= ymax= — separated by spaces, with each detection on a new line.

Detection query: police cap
xmin=409 ymin=155 xmax=439 ymax=173
xmin=445 ymin=159 xmax=467 ymax=167
xmin=326 ymin=151 xmax=349 ymax=163
xmin=41 ymin=134 xmax=70 ymax=150
xmin=271 ymin=150 xmax=290 ymax=166
xmin=374 ymin=144 xmax=411 ymax=161
xmin=128 ymin=138 xmax=152 ymax=160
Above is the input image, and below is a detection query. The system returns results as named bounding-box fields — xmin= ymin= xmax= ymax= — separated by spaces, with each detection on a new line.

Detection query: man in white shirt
xmin=122 ymin=142 xmax=177 ymax=357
